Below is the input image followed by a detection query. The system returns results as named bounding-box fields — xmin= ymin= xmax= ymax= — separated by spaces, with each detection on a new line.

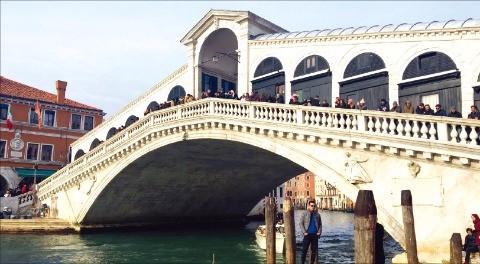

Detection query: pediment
xmin=180 ymin=9 xmax=288 ymax=44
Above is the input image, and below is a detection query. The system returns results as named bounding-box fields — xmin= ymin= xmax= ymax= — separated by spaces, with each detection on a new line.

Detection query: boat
xmin=255 ymin=224 xmax=285 ymax=254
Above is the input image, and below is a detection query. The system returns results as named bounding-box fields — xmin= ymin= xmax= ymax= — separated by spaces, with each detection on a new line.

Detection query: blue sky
xmin=2 ymin=1 xmax=479 ymax=118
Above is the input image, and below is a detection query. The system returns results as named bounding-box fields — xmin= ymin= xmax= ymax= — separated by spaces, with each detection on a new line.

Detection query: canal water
xmin=0 ymin=211 xmax=404 ymax=263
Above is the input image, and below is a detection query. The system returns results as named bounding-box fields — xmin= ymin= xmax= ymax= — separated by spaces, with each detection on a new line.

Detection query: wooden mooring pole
xmin=401 ymin=190 xmax=419 ymax=264
xmin=265 ymin=197 xmax=276 ymax=264
xmin=354 ymin=190 xmax=377 ymax=264
xmin=450 ymin=233 xmax=462 ymax=264
xmin=283 ymin=197 xmax=296 ymax=264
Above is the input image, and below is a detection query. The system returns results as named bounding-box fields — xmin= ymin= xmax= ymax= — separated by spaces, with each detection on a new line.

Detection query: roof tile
xmin=0 ymin=76 xmax=103 ymax=112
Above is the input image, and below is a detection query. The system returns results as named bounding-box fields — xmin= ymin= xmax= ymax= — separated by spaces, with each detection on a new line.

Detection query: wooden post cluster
xmin=354 ymin=190 xmax=377 ymax=264
xmin=283 ymin=197 xmax=296 ymax=264
xmin=401 ymin=190 xmax=419 ymax=264
xmin=450 ymin=233 xmax=462 ymax=264
xmin=265 ymin=197 xmax=276 ymax=264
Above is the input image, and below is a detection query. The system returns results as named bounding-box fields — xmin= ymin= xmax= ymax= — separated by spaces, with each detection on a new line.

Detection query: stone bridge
xmin=37 ymin=98 xmax=479 ymax=262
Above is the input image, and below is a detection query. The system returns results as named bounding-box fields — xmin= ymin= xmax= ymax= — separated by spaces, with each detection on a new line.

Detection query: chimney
xmin=56 ymin=80 xmax=67 ymax=105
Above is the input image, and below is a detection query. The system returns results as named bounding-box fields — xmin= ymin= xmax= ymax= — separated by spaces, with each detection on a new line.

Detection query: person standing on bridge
xmin=299 ymin=200 xmax=322 ymax=264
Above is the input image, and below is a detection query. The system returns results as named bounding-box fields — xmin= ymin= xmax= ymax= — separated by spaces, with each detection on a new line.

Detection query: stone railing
xmin=37 ymin=98 xmax=480 ymax=200
xmin=17 ymin=191 xmax=34 ymax=206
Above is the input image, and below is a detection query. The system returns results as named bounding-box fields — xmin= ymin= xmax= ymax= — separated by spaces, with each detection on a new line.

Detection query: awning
xmin=15 ymin=168 xmax=57 ymax=178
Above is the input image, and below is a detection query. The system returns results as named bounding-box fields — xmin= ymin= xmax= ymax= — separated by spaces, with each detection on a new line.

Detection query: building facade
xmin=0 ymin=76 xmax=105 ymax=194
xmin=284 ymin=171 xmax=316 ymax=209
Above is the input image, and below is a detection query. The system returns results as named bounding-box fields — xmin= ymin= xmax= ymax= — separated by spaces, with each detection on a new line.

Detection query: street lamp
xmin=211 ymin=52 xmax=240 ymax=63
xmin=33 ymin=163 xmax=38 ymax=208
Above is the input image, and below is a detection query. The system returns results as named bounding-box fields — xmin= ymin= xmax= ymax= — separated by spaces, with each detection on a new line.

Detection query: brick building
xmin=0 ymin=76 xmax=105 ymax=194
xmin=284 ymin=171 xmax=316 ymax=209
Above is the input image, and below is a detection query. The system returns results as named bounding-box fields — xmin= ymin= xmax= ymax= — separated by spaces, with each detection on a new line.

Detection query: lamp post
xmin=33 ymin=163 xmax=38 ymax=208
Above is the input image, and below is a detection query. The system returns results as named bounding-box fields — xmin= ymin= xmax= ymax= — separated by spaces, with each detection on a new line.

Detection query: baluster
xmin=450 ymin=124 xmax=459 ymax=143
xmin=327 ymin=113 xmax=333 ymax=127
xmin=381 ymin=118 xmax=389 ymax=134
xmin=429 ymin=123 xmax=437 ymax=140
xmin=345 ymin=115 xmax=352 ymax=130
xmin=389 ymin=119 xmax=397 ymax=135
xmin=397 ymin=121 xmax=404 ymax=136
xmin=333 ymin=114 xmax=339 ymax=128
xmin=339 ymin=115 xmax=346 ymax=129
xmin=282 ymin=110 xmax=287 ymax=122
xmin=460 ymin=125 xmax=468 ymax=144
xmin=374 ymin=117 xmax=382 ymax=133
xmin=470 ymin=127 xmax=479 ymax=145
xmin=273 ymin=108 xmax=278 ymax=121
xmin=315 ymin=112 xmax=321 ymax=126
xmin=321 ymin=113 xmax=327 ymax=127
xmin=367 ymin=117 xmax=374 ymax=132
xmin=214 ymin=102 xmax=219 ymax=114
xmin=292 ymin=110 xmax=297 ymax=123
xmin=420 ymin=121 xmax=429 ymax=139
xmin=308 ymin=111 xmax=314 ymax=125
xmin=268 ymin=108 xmax=273 ymax=120
xmin=351 ymin=115 xmax=358 ymax=130
xmin=287 ymin=110 xmax=292 ymax=123
xmin=255 ymin=107 xmax=260 ymax=119
xmin=411 ymin=121 xmax=419 ymax=138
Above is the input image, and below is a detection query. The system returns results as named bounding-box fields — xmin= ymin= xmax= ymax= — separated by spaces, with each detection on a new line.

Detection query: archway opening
xmin=399 ymin=51 xmax=460 ymax=109
xmin=90 ymin=138 xmax=101 ymax=151
xmin=74 ymin=149 xmax=85 ymax=160
xmin=125 ymin=115 xmax=139 ymax=128
xmin=251 ymin=57 xmax=285 ymax=101
xmin=292 ymin=55 xmax=331 ymax=105
xmin=106 ymin=127 xmax=117 ymax=140
xmin=167 ymin=86 xmax=186 ymax=104
xmin=198 ymin=28 xmax=238 ymax=96
xmin=340 ymin=52 xmax=387 ymax=110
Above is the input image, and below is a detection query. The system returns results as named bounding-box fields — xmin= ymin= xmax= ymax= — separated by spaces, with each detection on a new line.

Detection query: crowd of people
xmin=141 ymin=90 xmax=480 ymax=121
xmin=0 ymin=178 xmax=39 ymax=198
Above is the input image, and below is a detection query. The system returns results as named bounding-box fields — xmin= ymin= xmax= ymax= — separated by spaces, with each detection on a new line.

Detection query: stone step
xmin=0 ymin=218 xmax=77 ymax=234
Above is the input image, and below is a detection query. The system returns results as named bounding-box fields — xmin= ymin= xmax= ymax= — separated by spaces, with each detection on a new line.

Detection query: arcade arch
xmin=125 ymin=115 xmax=139 ymax=128
xmin=74 ymin=149 xmax=85 ymax=160
xmin=291 ymin=55 xmax=331 ymax=104
xmin=340 ymin=52 xmax=388 ymax=110
xmin=251 ymin=57 xmax=285 ymax=98
xmin=106 ymin=127 xmax=117 ymax=140
xmin=398 ymin=51 xmax=460 ymax=109
xmin=198 ymin=28 xmax=238 ymax=95
xmin=167 ymin=86 xmax=186 ymax=104
xmin=89 ymin=138 xmax=101 ymax=151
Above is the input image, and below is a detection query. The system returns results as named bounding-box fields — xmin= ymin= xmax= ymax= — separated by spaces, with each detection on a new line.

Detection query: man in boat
xmin=299 ymin=200 xmax=322 ymax=264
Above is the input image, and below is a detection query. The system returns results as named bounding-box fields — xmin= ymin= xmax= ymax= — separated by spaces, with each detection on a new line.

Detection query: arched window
xmin=402 ymin=52 xmax=456 ymax=80
xmin=125 ymin=115 xmax=138 ymax=128
xmin=106 ymin=127 xmax=117 ymax=140
xmin=343 ymin=53 xmax=385 ymax=79
xmin=294 ymin=55 xmax=329 ymax=77
xmin=254 ymin=57 xmax=283 ymax=78
xmin=167 ymin=86 xmax=186 ymax=103
xmin=74 ymin=149 xmax=85 ymax=160
xmin=399 ymin=51 xmax=460 ymax=111
xmin=89 ymin=138 xmax=101 ymax=151
xmin=147 ymin=101 xmax=160 ymax=111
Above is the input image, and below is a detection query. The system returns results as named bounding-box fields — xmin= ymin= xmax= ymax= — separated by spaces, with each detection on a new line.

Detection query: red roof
xmin=0 ymin=76 xmax=103 ymax=112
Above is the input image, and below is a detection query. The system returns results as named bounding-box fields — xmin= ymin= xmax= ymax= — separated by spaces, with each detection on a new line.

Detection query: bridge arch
xmin=340 ymin=52 xmax=388 ymax=110
xmin=399 ymin=51 xmax=461 ymax=109
xmin=291 ymin=55 xmax=331 ymax=105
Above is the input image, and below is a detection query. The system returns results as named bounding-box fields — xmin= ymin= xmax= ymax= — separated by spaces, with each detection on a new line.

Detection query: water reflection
xmin=0 ymin=211 xmax=403 ymax=264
